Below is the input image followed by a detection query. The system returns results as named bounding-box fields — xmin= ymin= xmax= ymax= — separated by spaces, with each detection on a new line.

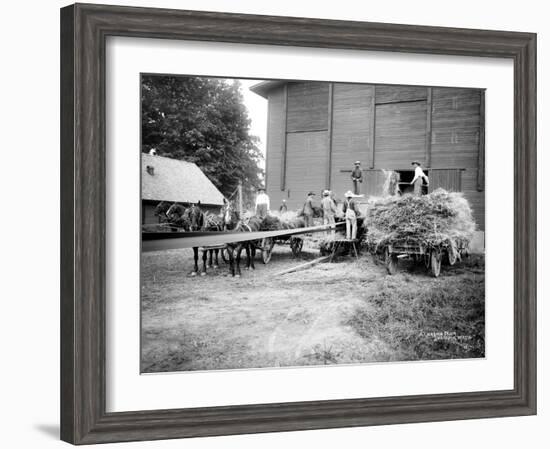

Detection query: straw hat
xmin=322 ymin=190 xmax=330 ymax=196
xmin=345 ymin=190 xmax=354 ymax=197
xmin=354 ymin=160 xmax=361 ymax=165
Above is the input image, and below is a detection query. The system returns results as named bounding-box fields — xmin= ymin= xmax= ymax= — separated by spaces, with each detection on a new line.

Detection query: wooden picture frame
xmin=60 ymin=3 xmax=536 ymax=444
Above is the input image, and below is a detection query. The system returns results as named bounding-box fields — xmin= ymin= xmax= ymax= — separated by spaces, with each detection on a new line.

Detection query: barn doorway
xmin=395 ymin=170 xmax=429 ymax=196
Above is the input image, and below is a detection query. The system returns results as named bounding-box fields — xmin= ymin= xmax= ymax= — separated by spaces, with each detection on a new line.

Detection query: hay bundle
xmin=364 ymin=189 xmax=475 ymax=252
xmin=262 ymin=211 xmax=306 ymax=230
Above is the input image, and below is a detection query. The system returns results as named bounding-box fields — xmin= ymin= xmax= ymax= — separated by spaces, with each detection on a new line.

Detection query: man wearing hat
xmin=279 ymin=199 xmax=288 ymax=213
xmin=302 ymin=191 xmax=316 ymax=228
xmin=351 ymin=161 xmax=363 ymax=195
xmin=342 ymin=191 xmax=360 ymax=240
xmin=321 ymin=190 xmax=337 ymax=237
xmin=410 ymin=161 xmax=429 ymax=196
xmin=255 ymin=187 xmax=270 ymax=218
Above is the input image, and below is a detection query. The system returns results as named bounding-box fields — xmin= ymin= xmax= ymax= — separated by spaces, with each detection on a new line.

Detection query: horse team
xmin=153 ymin=201 xmax=264 ymax=277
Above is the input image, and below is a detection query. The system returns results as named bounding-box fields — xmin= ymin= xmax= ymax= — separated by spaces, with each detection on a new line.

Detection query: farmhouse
xmin=141 ymin=153 xmax=224 ymax=224
xmin=250 ymin=81 xmax=485 ymax=231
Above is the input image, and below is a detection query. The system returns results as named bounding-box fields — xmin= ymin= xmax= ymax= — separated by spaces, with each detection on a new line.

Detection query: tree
xmin=141 ymin=75 xmax=263 ymax=203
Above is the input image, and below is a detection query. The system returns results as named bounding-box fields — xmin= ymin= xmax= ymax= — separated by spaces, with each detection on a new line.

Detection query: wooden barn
xmin=141 ymin=153 xmax=224 ymax=224
xmin=250 ymin=81 xmax=485 ymax=231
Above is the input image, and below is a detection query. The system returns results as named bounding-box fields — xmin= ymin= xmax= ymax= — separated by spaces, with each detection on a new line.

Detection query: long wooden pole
xmin=238 ymin=180 xmax=243 ymax=217
xmin=274 ymin=256 xmax=331 ymax=276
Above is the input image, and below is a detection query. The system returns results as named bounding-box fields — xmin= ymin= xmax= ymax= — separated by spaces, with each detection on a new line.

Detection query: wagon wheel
xmin=430 ymin=249 xmax=442 ymax=277
xmin=261 ymin=237 xmax=275 ymax=264
xmin=385 ymin=248 xmax=398 ymax=275
xmin=290 ymin=237 xmax=303 ymax=257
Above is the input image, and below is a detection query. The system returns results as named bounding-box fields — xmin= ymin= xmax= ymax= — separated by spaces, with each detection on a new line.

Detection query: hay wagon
xmin=384 ymin=240 xmax=467 ymax=277
xmin=219 ymin=232 xmax=304 ymax=264
xmin=257 ymin=235 xmax=304 ymax=264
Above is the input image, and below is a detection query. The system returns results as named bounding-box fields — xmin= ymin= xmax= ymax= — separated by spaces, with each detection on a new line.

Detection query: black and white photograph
xmin=140 ymin=74 xmax=486 ymax=373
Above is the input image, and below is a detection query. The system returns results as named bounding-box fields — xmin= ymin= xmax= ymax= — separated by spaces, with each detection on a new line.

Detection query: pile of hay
xmin=261 ymin=211 xmax=306 ymax=230
xmin=364 ymin=189 xmax=476 ymax=253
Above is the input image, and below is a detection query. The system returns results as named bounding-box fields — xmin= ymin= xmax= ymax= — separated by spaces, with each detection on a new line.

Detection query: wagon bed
xmin=383 ymin=240 xmax=468 ymax=277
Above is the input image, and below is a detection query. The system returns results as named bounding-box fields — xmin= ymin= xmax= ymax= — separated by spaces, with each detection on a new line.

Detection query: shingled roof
xmin=142 ymin=153 xmax=224 ymax=205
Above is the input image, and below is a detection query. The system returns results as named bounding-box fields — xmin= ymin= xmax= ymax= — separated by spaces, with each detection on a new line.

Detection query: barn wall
xmin=142 ymin=201 xmax=158 ymax=225
xmin=376 ymin=85 xmax=427 ymax=104
xmin=330 ymin=83 xmax=374 ymax=200
xmin=374 ymin=99 xmax=428 ymax=169
xmin=261 ymin=81 xmax=485 ymax=230
xmin=265 ymin=86 xmax=286 ymax=209
xmin=285 ymin=131 xmax=328 ymax=210
xmin=431 ymin=87 xmax=484 ymax=230
xmin=286 ymin=82 xmax=329 ymax=132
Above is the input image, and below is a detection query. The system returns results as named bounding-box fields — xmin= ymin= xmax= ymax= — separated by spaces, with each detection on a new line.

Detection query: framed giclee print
xmin=60 ymin=3 xmax=537 ymax=445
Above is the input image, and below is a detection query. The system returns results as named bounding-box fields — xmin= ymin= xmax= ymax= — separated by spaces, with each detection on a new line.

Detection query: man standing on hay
xmin=351 ymin=160 xmax=363 ymax=195
xmin=411 ymin=161 xmax=429 ymax=196
xmin=255 ymin=187 xmax=270 ymax=218
xmin=343 ymin=190 xmax=361 ymax=240
xmin=321 ymin=190 xmax=337 ymax=238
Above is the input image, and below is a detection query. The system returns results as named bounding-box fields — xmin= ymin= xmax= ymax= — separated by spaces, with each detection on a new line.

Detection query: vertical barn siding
xmin=258 ymin=82 xmax=484 ymax=230
xmin=363 ymin=170 xmax=387 ymax=197
xmin=286 ymin=82 xmax=329 ymax=132
xmin=374 ymin=100 xmax=427 ymax=168
xmin=375 ymin=85 xmax=427 ymax=104
xmin=330 ymin=83 xmax=374 ymax=198
xmin=265 ymin=87 xmax=285 ymax=208
xmin=431 ymin=88 xmax=484 ymax=230
xmin=286 ymin=131 xmax=328 ymax=209
xmin=428 ymin=169 xmax=463 ymax=192
xmin=142 ymin=202 xmax=158 ymax=225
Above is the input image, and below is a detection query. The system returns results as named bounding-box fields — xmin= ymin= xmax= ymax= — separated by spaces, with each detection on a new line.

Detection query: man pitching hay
xmin=411 ymin=161 xmax=429 ymax=196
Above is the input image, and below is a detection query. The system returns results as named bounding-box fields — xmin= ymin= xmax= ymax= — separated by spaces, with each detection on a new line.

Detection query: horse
xmin=154 ymin=201 xmax=172 ymax=221
xmin=187 ymin=203 xmax=225 ymax=276
xmin=222 ymin=208 xmax=263 ymax=277
xmin=164 ymin=202 xmax=189 ymax=230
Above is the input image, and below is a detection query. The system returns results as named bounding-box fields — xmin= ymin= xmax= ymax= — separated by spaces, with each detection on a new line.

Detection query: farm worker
xmin=410 ymin=161 xmax=429 ymax=196
xmin=321 ymin=190 xmax=337 ymax=237
xmin=255 ymin=187 xmax=270 ymax=218
xmin=351 ymin=161 xmax=363 ymax=195
xmin=302 ymin=191 xmax=316 ymax=228
xmin=279 ymin=199 xmax=288 ymax=213
xmin=343 ymin=191 xmax=360 ymax=240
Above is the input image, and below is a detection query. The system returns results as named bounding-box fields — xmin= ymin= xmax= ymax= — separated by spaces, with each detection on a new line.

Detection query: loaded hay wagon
xmin=364 ymin=189 xmax=476 ymax=278
xmin=256 ymin=213 xmax=307 ymax=263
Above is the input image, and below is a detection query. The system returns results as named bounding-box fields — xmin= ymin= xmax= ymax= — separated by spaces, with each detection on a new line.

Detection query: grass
xmin=346 ymin=260 xmax=485 ymax=361
xmin=141 ymin=246 xmax=485 ymax=372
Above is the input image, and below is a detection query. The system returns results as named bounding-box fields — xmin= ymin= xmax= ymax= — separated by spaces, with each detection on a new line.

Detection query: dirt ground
xmin=141 ymin=241 xmax=485 ymax=373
